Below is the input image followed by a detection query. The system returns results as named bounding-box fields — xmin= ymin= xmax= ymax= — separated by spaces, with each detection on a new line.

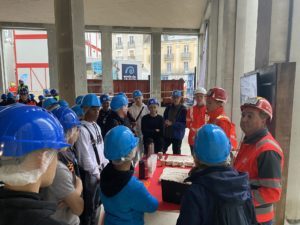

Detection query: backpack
xmin=216 ymin=115 xmax=238 ymax=150
xmin=213 ymin=198 xmax=258 ymax=225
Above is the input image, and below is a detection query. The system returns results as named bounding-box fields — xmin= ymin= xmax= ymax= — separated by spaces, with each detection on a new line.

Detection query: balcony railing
xmin=181 ymin=52 xmax=191 ymax=60
xmin=128 ymin=42 xmax=135 ymax=48
xmin=164 ymin=54 xmax=174 ymax=61
xmin=115 ymin=43 xmax=123 ymax=49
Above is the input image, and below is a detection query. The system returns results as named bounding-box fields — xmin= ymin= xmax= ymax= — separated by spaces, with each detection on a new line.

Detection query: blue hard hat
xmin=50 ymin=89 xmax=58 ymax=96
xmin=75 ymin=95 xmax=84 ymax=105
xmin=44 ymin=89 xmax=50 ymax=95
xmin=52 ymin=107 xmax=80 ymax=132
xmin=71 ymin=105 xmax=84 ymax=118
xmin=58 ymin=99 xmax=69 ymax=108
xmin=194 ymin=124 xmax=231 ymax=164
xmin=172 ymin=90 xmax=182 ymax=97
xmin=43 ymin=98 xmax=58 ymax=109
xmin=29 ymin=93 xmax=35 ymax=100
xmin=19 ymin=87 xmax=29 ymax=95
xmin=81 ymin=94 xmax=101 ymax=108
xmin=100 ymin=94 xmax=110 ymax=104
xmin=1 ymin=94 xmax=7 ymax=100
xmin=110 ymin=95 xmax=128 ymax=111
xmin=132 ymin=90 xmax=142 ymax=98
xmin=104 ymin=125 xmax=139 ymax=160
xmin=38 ymin=95 xmax=45 ymax=101
xmin=148 ymin=98 xmax=159 ymax=106
xmin=0 ymin=104 xmax=70 ymax=157
xmin=7 ymin=92 xmax=14 ymax=99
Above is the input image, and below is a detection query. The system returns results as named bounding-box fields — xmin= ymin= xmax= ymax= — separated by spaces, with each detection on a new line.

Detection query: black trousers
xmin=80 ymin=170 xmax=100 ymax=225
xmin=163 ymin=138 xmax=182 ymax=154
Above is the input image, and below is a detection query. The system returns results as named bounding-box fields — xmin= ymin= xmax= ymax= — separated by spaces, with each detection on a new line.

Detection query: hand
xmin=75 ymin=176 xmax=83 ymax=194
xmin=165 ymin=120 xmax=172 ymax=126
xmin=57 ymin=200 xmax=67 ymax=209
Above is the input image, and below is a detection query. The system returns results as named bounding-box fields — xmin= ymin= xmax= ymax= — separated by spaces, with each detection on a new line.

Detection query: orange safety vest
xmin=234 ymin=132 xmax=284 ymax=223
xmin=186 ymin=105 xmax=207 ymax=145
xmin=215 ymin=115 xmax=238 ymax=150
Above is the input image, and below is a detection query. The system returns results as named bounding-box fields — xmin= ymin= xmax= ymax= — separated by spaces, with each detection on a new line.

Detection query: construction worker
xmin=41 ymin=107 xmax=83 ymax=225
xmin=17 ymin=79 xmax=28 ymax=94
xmin=141 ymin=98 xmax=164 ymax=154
xmin=29 ymin=93 xmax=38 ymax=105
xmin=0 ymin=104 xmax=70 ymax=225
xmin=0 ymin=94 xmax=7 ymax=106
xmin=103 ymin=94 xmax=133 ymax=137
xmin=50 ymin=89 xmax=60 ymax=101
xmin=128 ymin=90 xmax=149 ymax=156
xmin=18 ymin=88 xmax=36 ymax=106
xmin=186 ymin=87 xmax=207 ymax=153
xmin=177 ymin=124 xmax=257 ymax=225
xmin=37 ymin=95 xmax=45 ymax=107
xmin=234 ymin=97 xmax=284 ymax=225
xmin=206 ymin=87 xmax=237 ymax=150
xmin=71 ymin=104 xmax=84 ymax=120
xmin=58 ymin=99 xmax=69 ymax=108
xmin=42 ymin=97 xmax=59 ymax=112
xmin=97 ymin=94 xmax=112 ymax=137
xmin=163 ymin=90 xmax=187 ymax=154
xmin=100 ymin=125 xmax=158 ymax=225
xmin=75 ymin=95 xmax=84 ymax=105
xmin=6 ymin=92 xmax=16 ymax=105
xmin=75 ymin=93 xmax=108 ymax=225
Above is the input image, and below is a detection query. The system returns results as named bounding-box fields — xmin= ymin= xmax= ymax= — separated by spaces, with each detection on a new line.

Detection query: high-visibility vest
xmin=186 ymin=105 xmax=207 ymax=145
xmin=215 ymin=115 xmax=238 ymax=150
xmin=234 ymin=132 xmax=284 ymax=223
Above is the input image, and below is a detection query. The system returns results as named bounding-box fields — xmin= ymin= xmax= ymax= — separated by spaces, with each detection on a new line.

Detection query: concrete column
xmin=207 ymin=0 xmax=219 ymax=88
xmin=101 ymin=30 xmax=113 ymax=94
xmin=255 ymin=0 xmax=290 ymax=69
xmin=151 ymin=33 xmax=161 ymax=102
xmin=54 ymin=0 xmax=87 ymax=105
xmin=0 ymin=29 xmax=6 ymax=93
xmin=45 ymin=25 xmax=59 ymax=90
xmin=286 ymin=0 xmax=300 ymax=221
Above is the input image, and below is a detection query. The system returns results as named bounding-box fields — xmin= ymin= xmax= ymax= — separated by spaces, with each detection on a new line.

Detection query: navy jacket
xmin=176 ymin=166 xmax=254 ymax=225
xmin=163 ymin=104 xmax=187 ymax=140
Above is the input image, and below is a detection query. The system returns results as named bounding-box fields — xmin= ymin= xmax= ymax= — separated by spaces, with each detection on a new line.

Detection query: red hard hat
xmin=207 ymin=87 xmax=227 ymax=102
xmin=241 ymin=97 xmax=273 ymax=120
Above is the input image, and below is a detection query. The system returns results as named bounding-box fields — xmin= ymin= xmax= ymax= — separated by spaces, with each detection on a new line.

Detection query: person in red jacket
xmin=186 ymin=87 xmax=207 ymax=153
xmin=206 ymin=87 xmax=237 ymax=150
xmin=234 ymin=97 xmax=284 ymax=225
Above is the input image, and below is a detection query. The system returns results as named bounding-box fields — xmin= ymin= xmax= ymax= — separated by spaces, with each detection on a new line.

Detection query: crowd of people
xmin=0 ymin=83 xmax=283 ymax=225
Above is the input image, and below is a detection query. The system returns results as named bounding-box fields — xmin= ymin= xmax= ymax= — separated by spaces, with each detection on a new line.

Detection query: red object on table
xmin=135 ymin=156 xmax=192 ymax=211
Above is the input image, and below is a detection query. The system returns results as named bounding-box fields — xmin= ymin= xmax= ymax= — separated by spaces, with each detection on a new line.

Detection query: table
xmin=134 ymin=155 xmax=192 ymax=211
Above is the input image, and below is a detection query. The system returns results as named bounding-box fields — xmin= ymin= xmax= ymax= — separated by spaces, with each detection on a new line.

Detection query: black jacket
xmin=177 ymin=166 xmax=256 ymax=225
xmin=103 ymin=111 xmax=134 ymax=137
xmin=0 ymin=188 xmax=66 ymax=225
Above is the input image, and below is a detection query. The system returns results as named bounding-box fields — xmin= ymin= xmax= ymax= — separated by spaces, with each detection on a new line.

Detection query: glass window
xmin=112 ymin=33 xmax=151 ymax=80
xmin=184 ymin=62 xmax=189 ymax=72
xmin=85 ymin=32 xmax=102 ymax=79
xmin=167 ymin=46 xmax=172 ymax=55
xmin=2 ymin=29 xmax=50 ymax=95
xmin=167 ymin=62 xmax=172 ymax=73
xmin=184 ymin=44 xmax=189 ymax=53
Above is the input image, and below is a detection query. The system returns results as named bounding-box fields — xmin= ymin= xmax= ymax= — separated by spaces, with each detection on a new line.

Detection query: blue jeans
xmin=259 ymin=221 xmax=273 ymax=225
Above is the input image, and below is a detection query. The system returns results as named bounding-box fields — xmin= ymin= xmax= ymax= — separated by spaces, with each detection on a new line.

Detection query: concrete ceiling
xmin=0 ymin=0 xmax=208 ymax=29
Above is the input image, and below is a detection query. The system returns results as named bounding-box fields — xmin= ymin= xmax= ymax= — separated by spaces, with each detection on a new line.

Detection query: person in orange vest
xmin=206 ymin=87 xmax=238 ymax=150
xmin=234 ymin=97 xmax=284 ymax=225
xmin=186 ymin=87 xmax=207 ymax=154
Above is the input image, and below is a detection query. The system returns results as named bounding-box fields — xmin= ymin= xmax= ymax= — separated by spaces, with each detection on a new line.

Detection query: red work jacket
xmin=234 ymin=131 xmax=284 ymax=223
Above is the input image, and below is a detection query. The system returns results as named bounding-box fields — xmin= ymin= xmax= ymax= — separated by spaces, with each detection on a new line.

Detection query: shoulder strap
xmin=83 ymin=124 xmax=101 ymax=166
xmin=135 ymin=106 xmax=145 ymax=122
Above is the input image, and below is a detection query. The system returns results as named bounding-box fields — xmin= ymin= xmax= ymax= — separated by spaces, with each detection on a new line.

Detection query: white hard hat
xmin=194 ymin=87 xmax=207 ymax=95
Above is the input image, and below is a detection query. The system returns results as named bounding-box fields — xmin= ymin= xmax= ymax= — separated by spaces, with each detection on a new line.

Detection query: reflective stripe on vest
xmin=253 ymin=190 xmax=267 ymax=205
xmin=256 ymin=138 xmax=283 ymax=153
xmin=250 ymin=179 xmax=282 ymax=188
xmin=256 ymin=204 xmax=274 ymax=215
